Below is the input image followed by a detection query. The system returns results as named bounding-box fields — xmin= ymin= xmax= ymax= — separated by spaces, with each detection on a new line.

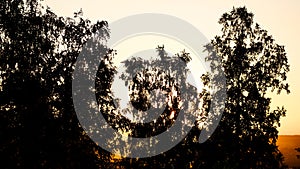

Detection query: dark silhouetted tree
xmin=0 ymin=0 xmax=112 ymax=168
xmin=94 ymin=45 xmax=204 ymax=168
xmin=199 ymin=7 xmax=290 ymax=169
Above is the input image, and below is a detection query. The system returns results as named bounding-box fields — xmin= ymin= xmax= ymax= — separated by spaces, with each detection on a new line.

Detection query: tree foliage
xmin=0 ymin=0 xmax=112 ymax=168
xmin=0 ymin=2 xmax=291 ymax=169
xmin=201 ymin=7 xmax=290 ymax=169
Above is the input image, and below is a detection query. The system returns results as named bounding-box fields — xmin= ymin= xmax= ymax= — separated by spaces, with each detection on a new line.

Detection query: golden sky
xmin=44 ymin=0 xmax=300 ymax=135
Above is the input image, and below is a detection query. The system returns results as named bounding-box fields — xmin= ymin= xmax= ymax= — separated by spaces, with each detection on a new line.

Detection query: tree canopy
xmin=0 ymin=1 xmax=290 ymax=169
xmin=201 ymin=7 xmax=290 ymax=169
xmin=0 ymin=0 xmax=112 ymax=168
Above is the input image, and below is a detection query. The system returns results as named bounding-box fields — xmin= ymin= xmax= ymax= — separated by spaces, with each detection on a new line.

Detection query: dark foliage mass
xmin=0 ymin=1 xmax=290 ymax=168
xmin=201 ymin=7 xmax=290 ymax=169
xmin=0 ymin=1 xmax=112 ymax=168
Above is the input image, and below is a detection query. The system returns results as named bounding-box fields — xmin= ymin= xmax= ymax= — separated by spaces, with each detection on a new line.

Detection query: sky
xmin=44 ymin=0 xmax=300 ymax=135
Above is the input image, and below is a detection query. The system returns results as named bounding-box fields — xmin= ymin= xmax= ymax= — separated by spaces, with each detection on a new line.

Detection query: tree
xmin=0 ymin=0 xmax=112 ymax=168
xmin=200 ymin=7 xmax=290 ymax=169
xmin=95 ymin=45 xmax=203 ymax=168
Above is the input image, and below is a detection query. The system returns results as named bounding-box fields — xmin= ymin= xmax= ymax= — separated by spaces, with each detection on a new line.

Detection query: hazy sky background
xmin=44 ymin=0 xmax=300 ymax=135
